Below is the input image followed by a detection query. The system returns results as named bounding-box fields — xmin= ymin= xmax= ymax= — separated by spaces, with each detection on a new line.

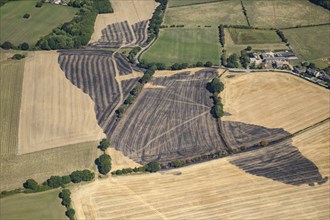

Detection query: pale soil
xmin=116 ymin=71 xmax=143 ymax=81
xmin=89 ymin=0 xmax=159 ymax=43
xmin=18 ymin=51 xmax=105 ymax=154
xmin=71 ymin=121 xmax=329 ymax=219
xmin=107 ymin=147 xmax=141 ymax=171
xmin=221 ymin=71 xmax=330 ymax=133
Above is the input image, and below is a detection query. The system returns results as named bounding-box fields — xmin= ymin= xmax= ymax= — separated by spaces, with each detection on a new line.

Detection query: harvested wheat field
xmin=221 ymin=71 xmax=330 ymax=134
xmin=71 ymin=120 xmax=329 ymax=219
xmin=18 ymin=51 xmax=105 ymax=154
xmin=89 ymin=0 xmax=158 ymax=45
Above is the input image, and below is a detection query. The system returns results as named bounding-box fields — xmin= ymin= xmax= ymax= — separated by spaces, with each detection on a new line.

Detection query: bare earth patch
xmin=89 ymin=0 xmax=159 ymax=44
xmin=221 ymin=71 xmax=330 ymax=133
xmin=18 ymin=51 xmax=105 ymax=154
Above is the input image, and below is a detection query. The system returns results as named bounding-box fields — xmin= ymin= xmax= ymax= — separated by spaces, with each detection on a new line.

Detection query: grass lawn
xmin=164 ymin=1 xmax=247 ymax=28
xmin=224 ymin=29 xmax=289 ymax=56
xmin=0 ymin=51 xmax=25 ymax=156
xmin=243 ymin=0 xmax=330 ymax=28
xmin=142 ymin=28 xmax=221 ymax=65
xmin=284 ymin=25 xmax=330 ymax=68
xmin=168 ymin=0 xmax=221 ymax=8
xmin=0 ymin=1 xmax=78 ymax=46
xmin=0 ymin=189 xmax=66 ymax=220
xmin=227 ymin=28 xmax=282 ymax=45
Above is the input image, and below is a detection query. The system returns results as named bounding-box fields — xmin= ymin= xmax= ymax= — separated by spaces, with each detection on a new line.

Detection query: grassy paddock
xmin=0 ymin=189 xmax=66 ymax=220
xmin=1 ymin=141 xmax=99 ymax=191
xmin=0 ymin=53 xmax=24 ymax=156
xmin=164 ymin=1 xmax=247 ymax=27
xmin=168 ymin=0 xmax=222 ymax=8
xmin=228 ymin=28 xmax=282 ymax=44
xmin=284 ymin=25 xmax=330 ymax=68
xmin=142 ymin=28 xmax=221 ymax=65
xmin=224 ymin=29 xmax=289 ymax=56
xmin=0 ymin=1 xmax=78 ymax=45
xmin=243 ymin=0 xmax=330 ymax=28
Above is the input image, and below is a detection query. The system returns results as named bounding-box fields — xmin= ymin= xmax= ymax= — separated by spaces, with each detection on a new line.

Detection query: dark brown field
xmin=91 ymin=20 xmax=149 ymax=48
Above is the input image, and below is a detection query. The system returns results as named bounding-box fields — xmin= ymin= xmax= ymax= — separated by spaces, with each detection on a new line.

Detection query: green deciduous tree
xmin=98 ymin=138 xmax=110 ymax=151
xmin=95 ymin=154 xmax=112 ymax=175
xmin=144 ymin=161 xmax=160 ymax=173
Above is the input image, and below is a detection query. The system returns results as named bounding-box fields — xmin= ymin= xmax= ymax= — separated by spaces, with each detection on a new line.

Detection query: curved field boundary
xmin=58 ymin=49 xmax=141 ymax=138
xmin=71 ymin=120 xmax=330 ymax=219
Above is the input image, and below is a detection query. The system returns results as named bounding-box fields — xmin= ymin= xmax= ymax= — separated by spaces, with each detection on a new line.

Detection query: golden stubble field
xmin=89 ymin=0 xmax=159 ymax=43
xmin=18 ymin=51 xmax=105 ymax=154
xmin=71 ymin=121 xmax=329 ymax=219
xmin=221 ymin=71 xmax=330 ymax=133
xmin=71 ymin=70 xmax=329 ymax=219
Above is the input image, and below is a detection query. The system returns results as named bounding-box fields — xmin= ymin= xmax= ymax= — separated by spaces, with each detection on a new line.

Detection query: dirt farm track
xmin=71 ymin=71 xmax=330 ymax=219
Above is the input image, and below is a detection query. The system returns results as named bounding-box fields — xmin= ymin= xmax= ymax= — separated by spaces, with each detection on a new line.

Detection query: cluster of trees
xmin=36 ymin=0 xmax=113 ymax=50
xmin=240 ymin=49 xmax=250 ymax=68
xmin=128 ymin=47 xmax=141 ymax=63
xmin=12 ymin=54 xmax=26 ymax=60
xmin=218 ymin=25 xmax=225 ymax=47
xmin=1 ymin=41 xmax=29 ymax=50
xmin=22 ymin=170 xmax=95 ymax=192
xmin=276 ymin=30 xmax=288 ymax=44
xmin=309 ymin=0 xmax=330 ymax=10
xmin=59 ymin=189 xmax=75 ymax=220
xmin=95 ymin=154 xmax=112 ymax=175
xmin=226 ymin=53 xmax=239 ymax=68
xmin=207 ymin=77 xmax=225 ymax=118
xmin=146 ymin=0 xmax=168 ymax=44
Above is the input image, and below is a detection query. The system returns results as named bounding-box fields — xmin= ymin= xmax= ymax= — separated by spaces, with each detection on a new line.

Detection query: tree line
xmin=146 ymin=0 xmax=168 ymax=44
xmin=59 ymin=189 xmax=75 ymax=220
xmin=206 ymin=77 xmax=225 ymax=118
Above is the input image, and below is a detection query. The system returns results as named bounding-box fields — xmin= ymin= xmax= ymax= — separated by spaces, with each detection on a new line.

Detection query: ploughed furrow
xmin=115 ymin=53 xmax=132 ymax=75
xmin=111 ymin=70 xmax=228 ymax=163
xmin=58 ymin=50 xmax=140 ymax=139
xmin=230 ymin=139 xmax=327 ymax=186
xmin=97 ymin=21 xmax=135 ymax=48
xmin=132 ymin=20 xmax=148 ymax=46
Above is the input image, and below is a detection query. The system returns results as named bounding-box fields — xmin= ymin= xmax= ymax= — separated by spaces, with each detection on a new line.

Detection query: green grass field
xmin=168 ymin=0 xmax=222 ymax=8
xmin=0 ymin=189 xmax=66 ymax=220
xmin=142 ymin=28 xmax=221 ymax=65
xmin=224 ymin=29 xmax=289 ymax=56
xmin=164 ymin=1 xmax=247 ymax=27
xmin=243 ymin=0 xmax=330 ymax=28
xmin=0 ymin=1 xmax=78 ymax=45
xmin=284 ymin=25 xmax=330 ymax=68
xmin=228 ymin=28 xmax=282 ymax=45
xmin=0 ymin=52 xmax=25 ymax=156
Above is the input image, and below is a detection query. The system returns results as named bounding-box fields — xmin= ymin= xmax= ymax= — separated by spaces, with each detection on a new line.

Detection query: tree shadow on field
xmin=224 ymin=121 xmax=328 ymax=186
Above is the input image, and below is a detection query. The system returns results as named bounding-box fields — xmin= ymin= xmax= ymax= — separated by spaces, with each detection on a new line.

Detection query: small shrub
xmin=1 ymin=41 xmax=13 ymax=50
xmin=35 ymin=1 xmax=42 ymax=7
xmin=23 ymin=13 xmax=30 ymax=19
xmin=20 ymin=42 xmax=29 ymax=50
xmin=12 ymin=54 xmax=26 ymax=60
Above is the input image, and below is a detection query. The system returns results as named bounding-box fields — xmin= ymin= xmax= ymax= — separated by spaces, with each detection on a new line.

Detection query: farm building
xmin=293 ymin=66 xmax=307 ymax=74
